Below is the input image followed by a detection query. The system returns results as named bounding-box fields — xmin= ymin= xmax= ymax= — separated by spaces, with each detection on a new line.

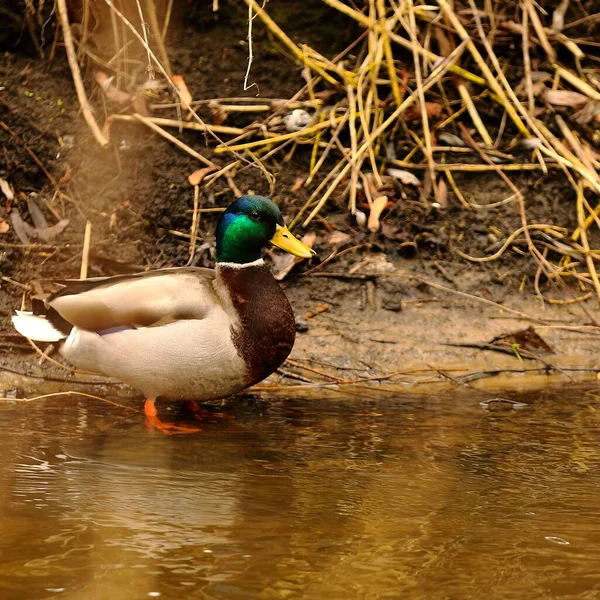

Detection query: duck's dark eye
xmin=249 ymin=210 xmax=260 ymax=221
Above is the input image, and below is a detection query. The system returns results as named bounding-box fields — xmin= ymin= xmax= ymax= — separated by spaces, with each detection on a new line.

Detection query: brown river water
xmin=0 ymin=383 xmax=599 ymax=599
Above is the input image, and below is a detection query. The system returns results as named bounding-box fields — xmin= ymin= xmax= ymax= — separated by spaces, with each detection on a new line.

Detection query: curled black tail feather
xmin=31 ymin=294 xmax=73 ymax=337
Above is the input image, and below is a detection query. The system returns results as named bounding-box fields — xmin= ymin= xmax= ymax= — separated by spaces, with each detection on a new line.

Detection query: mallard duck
xmin=13 ymin=195 xmax=315 ymax=432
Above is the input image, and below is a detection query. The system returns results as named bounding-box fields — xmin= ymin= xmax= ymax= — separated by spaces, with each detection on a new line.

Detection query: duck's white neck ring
xmin=217 ymin=258 xmax=265 ymax=270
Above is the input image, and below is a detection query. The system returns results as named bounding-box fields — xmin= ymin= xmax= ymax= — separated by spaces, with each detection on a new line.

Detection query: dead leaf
xmin=531 ymin=71 xmax=552 ymax=82
xmin=380 ymin=223 xmax=399 ymax=240
xmin=490 ymin=326 xmax=554 ymax=354
xmin=208 ymin=101 xmax=227 ymax=126
xmin=530 ymin=81 xmax=548 ymax=97
xmin=273 ymin=232 xmax=316 ymax=281
xmin=437 ymin=178 xmax=448 ymax=208
xmin=137 ymin=79 xmax=167 ymax=92
xmin=328 ymin=230 xmax=352 ymax=247
xmin=438 ymin=132 xmax=465 ymax=147
xmin=34 ymin=219 xmax=69 ymax=242
xmin=0 ymin=219 xmax=9 ymax=234
xmin=95 ymin=71 xmax=133 ymax=104
xmin=58 ymin=164 xmax=72 ymax=185
xmin=10 ymin=209 xmax=69 ymax=243
xmin=101 ymin=116 xmax=113 ymax=142
xmin=351 ymin=254 xmax=395 ymax=275
xmin=387 ymin=168 xmax=421 ymax=186
xmin=572 ymin=101 xmax=600 ymax=125
xmin=515 ymin=73 xmax=551 ymax=98
xmin=27 ymin=196 xmax=48 ymax=229
xmin=10 ymin=210 xmax=33 ymax=244
xmin=403 ymin=102 xmax=443 ymax=122
xmin=519 ymin=138 xmax=543 ymax=150
xmin=368 ymin=196 xmax=388 ymax=232
xmin=422 ymin=169 xmax=433 ymax=200
xmin=291 ymin=177 xmax=304 ymax=192
xmin=172 ymin=75 xmax=192 ymax=109
xmin=0 ymin=178 xmax=14 ymax=201
xmin=542 ymin=89 xmax=588 ymax=107
xmin=312 ymin=89 xmax=338 ymax=103
xmin=303 ymin=303 xmax=331 ymax=319
xmin=188 ymin=166 xmax=218 ymax=186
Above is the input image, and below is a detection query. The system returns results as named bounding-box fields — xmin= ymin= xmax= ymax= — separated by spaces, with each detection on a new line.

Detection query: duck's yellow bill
xmin=270 ymin=225 xmax=316 ymax=259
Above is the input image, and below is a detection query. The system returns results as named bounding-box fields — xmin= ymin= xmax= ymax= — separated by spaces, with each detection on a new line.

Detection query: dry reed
xmin=60 ymin=0 xmax=600 ymax=301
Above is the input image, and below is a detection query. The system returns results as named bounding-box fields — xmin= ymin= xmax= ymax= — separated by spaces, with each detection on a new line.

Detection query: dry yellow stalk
xmin=575 ymin=182 xmax=600 ymax=303
xmin=143 ymin=0 xmax=172 ymax=75
xmin=554 ymin=115 xmax=598 ymax=175
xmin=215 ymin=114 xmax=348 ymax=153
xmin=388 ymin=160 xmax=558 ymax=172
xmin=572 ymin=203 xmax=600 ymax=243
xmin=302 ymin=39 xmax=468 ymax=226
xmin=240 ymin=0 xmax=340 ymax=86
xmin=457 ymin=83 xmax=493 ymax=146
xmin=525 ymin=0 xmax=557 ymax=63
xmin=290 ymin=157 xmax=347 ymax=229
xmin=80 ymin=221 xmax=92 ymax=279
xmin=437 ymin=0 xmax=530 ymax=138
xmin=534 ymin=121 xmax=600 ymax=194
xmin=132 ymin=113 xmax=215 ymax=167
xmin=324 ymin=0 xmax=487 ymax=85
xmin=110 ymin=114 xmax=247 ymax=136
xmin=187 ymin=184 xmax=200 ymax=266
xmin=455 ymin=224 xmax=564 ymax=263
xmin=377 ymin=0 xmax=402 ymax=106
xmin=347 ymin=82 xmax=359 ymax=215
xmin=445 ymin=170 xmax=471 ymax=210
xmin=309 ymin=113 xmax=326 ymax=174
xmin=555 ymin=66 xmax=600 ymax=101
xmin=405 ymin=0 xmax=437 ymax=201
xmin=305 ymin=109 xmax=350 ymax=186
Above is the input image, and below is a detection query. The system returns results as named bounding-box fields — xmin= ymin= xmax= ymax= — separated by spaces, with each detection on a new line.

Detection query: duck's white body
xmin=13 ymin=264 xmax=278 ymax=401
xmin=64 ymin=317 xmax=248 ymax=401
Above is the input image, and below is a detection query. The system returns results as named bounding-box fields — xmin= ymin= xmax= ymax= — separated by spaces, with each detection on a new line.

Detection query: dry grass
xmin=50 ymin=0 xmax=600 ymax=301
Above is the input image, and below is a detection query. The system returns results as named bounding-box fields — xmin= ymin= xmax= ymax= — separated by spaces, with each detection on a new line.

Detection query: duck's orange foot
xmin=144 ymin=399 xmax=202 ymax=435
xmin=145 ymin=415 xmax=202 ymax=434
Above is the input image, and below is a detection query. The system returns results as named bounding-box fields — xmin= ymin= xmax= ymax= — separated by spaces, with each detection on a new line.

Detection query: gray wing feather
xmin=48 ymin=268 xmax=217 ymax=332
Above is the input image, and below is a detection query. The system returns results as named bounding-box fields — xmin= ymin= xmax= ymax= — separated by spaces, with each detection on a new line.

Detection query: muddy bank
xmin=2 ymin=261 xmax=600 ymax=400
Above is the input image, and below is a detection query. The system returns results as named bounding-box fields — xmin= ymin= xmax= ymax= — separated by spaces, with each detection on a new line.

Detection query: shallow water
xmin=0 ymin=384 xmax=600 ymax=599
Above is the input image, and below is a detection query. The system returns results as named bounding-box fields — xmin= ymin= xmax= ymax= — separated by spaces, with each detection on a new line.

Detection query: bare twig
xmin=80 ymin=221 xmax=92 ymax=279
xmin=56 ymin=0 xmax=108 ymax=147
xmin=132 ymin=113 xmax=215 ymax=167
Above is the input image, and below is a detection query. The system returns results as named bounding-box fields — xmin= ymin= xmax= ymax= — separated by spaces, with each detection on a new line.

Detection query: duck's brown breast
xmin=217 ymin=263 xmax=296 ymax=385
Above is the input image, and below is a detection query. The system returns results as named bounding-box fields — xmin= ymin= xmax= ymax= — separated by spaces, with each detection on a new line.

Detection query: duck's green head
xmin=216 ymin=195 xmax=315 ymax=264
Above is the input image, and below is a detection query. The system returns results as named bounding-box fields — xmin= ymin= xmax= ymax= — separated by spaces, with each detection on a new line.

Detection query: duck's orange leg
xmin=144 ymin=399 xmax=202 ymax=434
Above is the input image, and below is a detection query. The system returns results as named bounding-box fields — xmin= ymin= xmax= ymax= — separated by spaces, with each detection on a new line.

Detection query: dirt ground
xmin=1 ymin=1 xmax=600 ymax=397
